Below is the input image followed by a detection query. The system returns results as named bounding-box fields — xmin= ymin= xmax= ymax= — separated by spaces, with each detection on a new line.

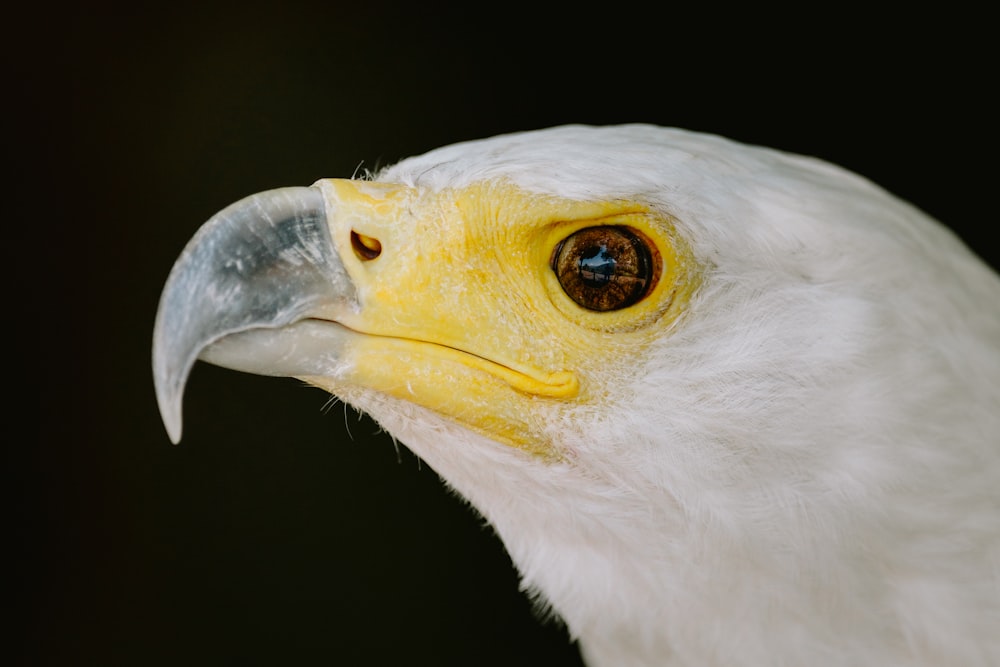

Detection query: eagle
xmin=153 ymin=124 xmax=1000 ymax=666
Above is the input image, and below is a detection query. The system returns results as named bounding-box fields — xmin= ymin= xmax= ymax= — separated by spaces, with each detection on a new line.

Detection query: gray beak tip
xmin=166 ymin=420 xmax=183 ymax=445
xmin=153 ymin=351 xmax=186 ymax=444
xmin=151 ymin=185 xmax=350 ymax=444
xmin=161 ymin=397 xmax=184 ymax=444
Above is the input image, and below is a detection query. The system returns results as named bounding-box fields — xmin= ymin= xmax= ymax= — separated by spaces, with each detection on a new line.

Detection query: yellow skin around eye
xmin=302 ymin=178 xmax=700 ymax=457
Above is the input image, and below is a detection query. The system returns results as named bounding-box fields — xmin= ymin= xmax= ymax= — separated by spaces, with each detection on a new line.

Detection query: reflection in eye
xmin=551 ymin=227 xmax=658 ymax=311
xmin=579 ymin=245 xmax=616 ymax=286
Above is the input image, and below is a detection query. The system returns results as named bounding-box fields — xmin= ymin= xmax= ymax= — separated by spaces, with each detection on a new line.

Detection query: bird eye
xmin=551 ymin=226 xmax=658 ymax=311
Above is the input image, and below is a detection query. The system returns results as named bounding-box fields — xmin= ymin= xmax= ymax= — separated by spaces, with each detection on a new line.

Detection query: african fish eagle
xmin=153 ymin=124 xmax=1000 ymax=666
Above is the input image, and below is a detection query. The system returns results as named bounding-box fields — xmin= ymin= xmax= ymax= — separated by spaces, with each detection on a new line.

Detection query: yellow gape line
xmin=304 ymin=178 xmax=699 ymax=457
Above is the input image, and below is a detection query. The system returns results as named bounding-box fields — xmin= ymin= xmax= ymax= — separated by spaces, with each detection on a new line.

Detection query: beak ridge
xmin=152 ymin=186 xmax=354 ymax=443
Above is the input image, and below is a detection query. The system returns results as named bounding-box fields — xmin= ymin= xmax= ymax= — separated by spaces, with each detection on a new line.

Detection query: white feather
xmin=341 ymin=125 xmax=1000 ymax=666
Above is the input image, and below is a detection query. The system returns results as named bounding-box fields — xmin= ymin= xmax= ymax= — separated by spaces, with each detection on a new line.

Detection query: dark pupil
xmin=578 ymin=245 xmax=616 ymax=286
xmin=552 ymin=226 xmax=656 ymax=312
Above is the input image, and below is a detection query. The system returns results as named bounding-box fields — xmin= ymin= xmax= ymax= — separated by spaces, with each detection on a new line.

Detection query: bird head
xmin=153 ymin=125 xmax=1000 ymax=665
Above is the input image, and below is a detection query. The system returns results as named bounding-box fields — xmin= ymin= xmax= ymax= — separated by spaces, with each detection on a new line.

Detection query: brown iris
xmin=551 ymin=226 xmax=658 ymax=311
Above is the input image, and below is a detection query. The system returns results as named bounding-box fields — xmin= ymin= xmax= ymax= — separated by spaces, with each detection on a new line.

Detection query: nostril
xmin=350 ymin=230 xmax=382 ymax=260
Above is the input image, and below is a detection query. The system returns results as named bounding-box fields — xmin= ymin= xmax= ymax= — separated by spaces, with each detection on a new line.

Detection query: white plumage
xmin=156 ymin=125 xmax=1000 ymax=666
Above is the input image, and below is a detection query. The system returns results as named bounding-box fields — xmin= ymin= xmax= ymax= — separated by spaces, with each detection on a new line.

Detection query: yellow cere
xmin=306 ymin=178 xmax=700 ymax=456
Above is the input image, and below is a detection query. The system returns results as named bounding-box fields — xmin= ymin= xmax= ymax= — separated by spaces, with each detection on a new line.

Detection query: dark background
xmin=22 ymin=4 xmax=996 ymax=666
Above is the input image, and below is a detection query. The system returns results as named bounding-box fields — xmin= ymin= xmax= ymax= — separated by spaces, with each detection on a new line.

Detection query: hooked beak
xmin=152 ymin=186 xmax=356 ymax=443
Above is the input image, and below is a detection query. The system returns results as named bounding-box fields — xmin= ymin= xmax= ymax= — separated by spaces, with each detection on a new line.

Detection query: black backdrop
xmin=23 ymin=4 xmax=997 ymax=666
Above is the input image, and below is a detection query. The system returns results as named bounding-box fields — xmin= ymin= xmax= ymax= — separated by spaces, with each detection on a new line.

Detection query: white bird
xmin=153 ymin=124 xmax=1000 ymax=666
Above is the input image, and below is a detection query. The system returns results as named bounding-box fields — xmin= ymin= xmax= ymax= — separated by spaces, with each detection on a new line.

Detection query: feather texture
xmin=341 ymin=125 xmax=1000 ymax=666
